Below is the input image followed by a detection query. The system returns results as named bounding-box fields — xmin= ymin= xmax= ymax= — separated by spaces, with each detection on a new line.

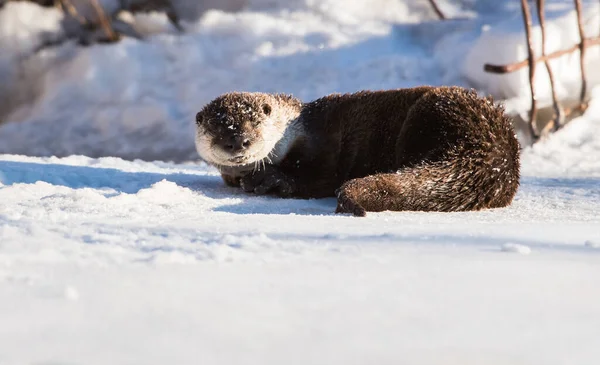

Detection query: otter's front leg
xmin=240 ymin=165 xmax=297 ymax=197
xmin=221 ymin=173 xmax=241 ymax=187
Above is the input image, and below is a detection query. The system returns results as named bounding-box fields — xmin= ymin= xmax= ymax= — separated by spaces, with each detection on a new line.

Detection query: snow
xmin=0 ymin=0 xmax=451 ymax=160
xmin=1 ymin=0 xmax=600 ymax=364
xmin=521 ymin=86 xmax=600 ymax=176
xmin=1 ymin=152 xmax=600 ymax=364
xmin=500 ymin=242 xmax=532 ymax=255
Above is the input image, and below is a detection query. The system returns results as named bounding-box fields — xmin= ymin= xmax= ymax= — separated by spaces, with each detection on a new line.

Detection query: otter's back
xmin=300 ymin=87 xmax=435 ymax=179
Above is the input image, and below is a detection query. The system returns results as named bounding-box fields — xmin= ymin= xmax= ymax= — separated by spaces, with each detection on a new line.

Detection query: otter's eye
xmin=262 ymin=103 xmax=272 ymax=116
xmin=195 ymin=112 xmax=203 ymax=125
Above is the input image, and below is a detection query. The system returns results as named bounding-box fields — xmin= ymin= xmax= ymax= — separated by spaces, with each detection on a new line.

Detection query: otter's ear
xmin=195 ymin=111 xmax=204 ymax=125
xmin=262 ymin=103 xmax=272 ymax=116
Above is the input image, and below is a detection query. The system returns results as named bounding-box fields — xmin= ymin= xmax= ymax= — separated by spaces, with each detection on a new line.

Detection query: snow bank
xmin=0 ymin=0 xmax=599 ymax=170
xmin=520 ymin=86 xmax=600 ymax=177
xmin=0 ymin=0 xmax=460 ymax=161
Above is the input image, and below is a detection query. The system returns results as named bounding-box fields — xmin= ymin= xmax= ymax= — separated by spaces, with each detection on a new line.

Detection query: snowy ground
xmin=1 ymin=148 xmax=600 ymax=365
xmin=1 ymin=0 xmax=600 ymax=364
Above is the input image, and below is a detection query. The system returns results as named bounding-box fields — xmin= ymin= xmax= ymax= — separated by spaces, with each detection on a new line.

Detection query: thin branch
xmin=427 ymin=0 xmax=446 ymax=20
xmin=574 ymin=0 xmax=588 ymax=106
xmin=89 ymin=0 xmax=117 ymax=41
xmin=60 ymin=0 xmax=88 ymax=25
xmin=536 ymin=0 xmax=564 ymax=131
xmin=484 ymin=35 xmax=600 ymax=73
xmin=520 ymin=0 xmax=539 ymax=139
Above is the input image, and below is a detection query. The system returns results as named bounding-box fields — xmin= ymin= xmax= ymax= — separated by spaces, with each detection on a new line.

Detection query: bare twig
xmin=89 ymin=0 xmax=117 ymax=41
xmin=536 ymin=0 xmax=564 ymax=131
xmin=427 ymin=0 xmax=446 ymax=20
xmin=574 ymin=0 xmax=588 ymax=107
xmin=484 ymin=35 xmax=600 ymax=73
xmin=520 ymin=0 xmax=539 ymax=139
xmin=60 ymin=0 xmax=88 ymax=25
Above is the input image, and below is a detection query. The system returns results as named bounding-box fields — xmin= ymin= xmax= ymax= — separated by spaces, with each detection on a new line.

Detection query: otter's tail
xmin=335 ymin=151 xmax=520 ymax=216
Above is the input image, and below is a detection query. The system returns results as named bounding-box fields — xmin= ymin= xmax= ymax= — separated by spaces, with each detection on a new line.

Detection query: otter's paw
xmin=335 ymin=187 xmax=367 ymax=217
xmin=240 ymin=168 xmax=296 ymax=197
xmin=221 ymin=174 xmax=241 ymax=187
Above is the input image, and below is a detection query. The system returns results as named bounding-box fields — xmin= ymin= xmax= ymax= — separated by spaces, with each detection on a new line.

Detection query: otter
xmin=194 ymin=86 xmax=520 ymax=216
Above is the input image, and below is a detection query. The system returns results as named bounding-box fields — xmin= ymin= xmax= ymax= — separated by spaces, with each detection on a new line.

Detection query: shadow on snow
xmin=1 ymin=160 xmax=599 ymax=217
xmin=0 ymin=160 xmax=222 ymax=195
xmin=0 ymin=159 xmax=336 ymax=215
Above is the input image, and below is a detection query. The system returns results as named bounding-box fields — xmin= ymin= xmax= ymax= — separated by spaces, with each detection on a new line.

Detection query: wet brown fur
xmin=195 ymin=86 xmax=521 ymax=216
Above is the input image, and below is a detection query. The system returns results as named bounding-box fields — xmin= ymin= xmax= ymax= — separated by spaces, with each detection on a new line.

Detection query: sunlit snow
xmin=1 ymin=1 xmax=599 ymax=364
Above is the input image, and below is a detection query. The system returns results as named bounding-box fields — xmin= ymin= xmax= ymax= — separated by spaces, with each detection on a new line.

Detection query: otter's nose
xmin=223 ymin=135 xmax=250 ymax=153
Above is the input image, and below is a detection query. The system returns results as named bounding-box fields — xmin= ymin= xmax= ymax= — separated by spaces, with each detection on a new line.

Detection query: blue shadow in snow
xmin=0 ymin=159 xmax=338 ymax=215
xmin=0 ymin=160 xmax=225 ymax=196
xmin=520 ymin=176 xmax=600 ymax=190
xmin=2 ymin=160 xmax=599 ymax=217
xmin=265 ymin=232 xmax=600 ymax=255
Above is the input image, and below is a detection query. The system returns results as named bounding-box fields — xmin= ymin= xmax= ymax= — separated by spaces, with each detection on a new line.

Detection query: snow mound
xmin=0 ymin=0 xmax=464 ymax=161
xmin=501 ymin=242 xmax=532 ymax=255
xmin=521 ymin=86 xmax=600 ymax=177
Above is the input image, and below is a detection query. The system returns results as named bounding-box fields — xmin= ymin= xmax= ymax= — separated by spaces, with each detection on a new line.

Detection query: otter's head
xmin=194 ymin=92 xmax=301 ymax=167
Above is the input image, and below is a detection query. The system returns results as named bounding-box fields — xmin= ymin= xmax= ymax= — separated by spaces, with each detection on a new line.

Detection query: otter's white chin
xmin=213 ymin=151 xmax=270 ymax=167
xmin=195 ymin=132 xmax=278 ymax=168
